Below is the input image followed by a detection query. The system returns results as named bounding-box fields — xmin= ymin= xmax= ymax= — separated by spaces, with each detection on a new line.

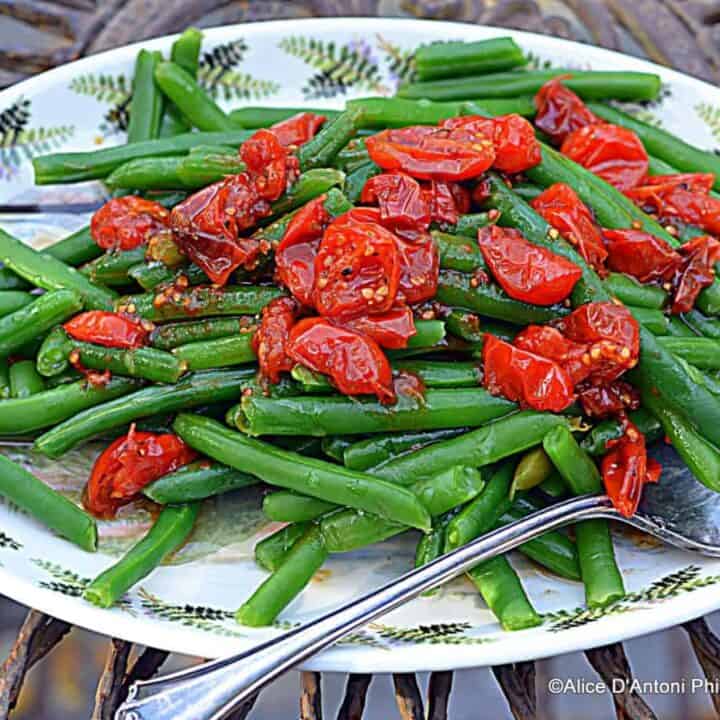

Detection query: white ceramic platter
xmin=1 ymin=17 xmax=720 ymax=673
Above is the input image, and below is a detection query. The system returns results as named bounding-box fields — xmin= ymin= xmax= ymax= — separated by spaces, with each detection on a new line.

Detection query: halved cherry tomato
xmin=395 ymin=234 xmax=439 ymax=304
xmin=482 ymin=333 xmax=575 ymax=412
xmin=270 ymin=112 xmax=326 ymax=147
xmin=342 ymin=306 xmax=417 ymax=349
xmin=240 ymin=128 xmax=295 ymax=201
xmin=170 ymin=176 xmax=262 ymax=285
xmin=314 ymin=216 xmax=400 ymax=318
xmin=361 ymin=173 xmax=431 ymax=230
xmin=603 ymin=229 xmax=679 ymax=283
xmin=534 ymin=78 xmax=599 ymax=144
xmin=561 ymin=123 xmax=649 ymax=191
xmin=551 ymin=302 xmax=639 ymax=382
xmin=84 ymin=426 xmax=197 ymax=519
xmin=601 ymin=421 xmax=660 ymax=517
xmin=426 ymin=180 xmax=471 ymax=226
xmin=531 ymin=183 xmax=608 ymax=274
xmin=477 ymin=225 xmax=582 ymax=305
xmin=442 ymin=114 xmax=541 ymax=173
xmin=275 ymin=195 xmax=330 ymax=307
xmin=287 ymin=317 xmax=395 ymax=403
xmin=365 ymin=125 xmax=495 ymax=181
xmin=91 ymin=196 xmax=170 ymax=251
xmin=577 ymin=380 xmax=639 ymax=418
xmin=252 ymin=297 xmax=298 ymax=383
xmin=673 ymin=235 xmax=720 ymax=314
xmin=626 ymin=173 xmax=720 ymax=236
xmin=513 ymin=324 xmax=589 ymax=384
xmin=64 ymin=311 xmax=149 ymax=349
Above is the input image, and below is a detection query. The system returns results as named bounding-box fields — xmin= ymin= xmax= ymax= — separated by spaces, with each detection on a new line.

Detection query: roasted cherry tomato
xmin=531 ymin=183 xmax=608 ymax=273
xmin=170 ymin=176 xmax=262 ymax=285
xmin=513 ymin=324 xmax=589 ymax=384
xmin=561 ymin=123 xmax=649 ymax=191
xmin=287 ymin=317 xmax=395 ymax=403
xmin=395 ymin=234 xmax=440 ymax=305
xmin=442 ymin=114 xmax=541 ymax=173
xmin=252 ymin=297 xmax=298 ymax=383
xmin=240 ymin=128 xmax=295 ymax=201
xmin=84 ymin=426 xmax=197 ymax=519
xmin=275 ymin=195 xmax=330 ymax=307
xmin=482 ymin=334 xmax=575 ymax=412
xmin=625 ymin=173 xmax=720 ymax=236
xmin=270 ymin=112 xmax=326 ymax=147
xmin=601 ymin=421 xmax=661 ymax=517
xmin=365 ymin=125 xmax=495 ymax=181
xmin=577 ymin=380 xmax=639 ymax=418
xmin=534 ymin=78 xmax=599 ymax=144
xmin=342 ymin=306 xmax=417 ymax=349
xmin=603 ymin=229 xmax=679 ymax=283
xmin=552 ymin=302 xmax=639 ymax=382
xmin=314 ymin=215 xmax=400 ymax=318
xmin=426 ymin=180 xmax=471 ymax=226
xmin=673 ymin=235 xmax=720 ymax=314
xmin=91 ymin=196 xmax=169 ymax=251
xmin=477 ymin=225 xmax=582 ymax=306
xmin=361 ymin=172 xmax=431 ymax=230
xmin=64 ymin=311 xmax=149 ymax=349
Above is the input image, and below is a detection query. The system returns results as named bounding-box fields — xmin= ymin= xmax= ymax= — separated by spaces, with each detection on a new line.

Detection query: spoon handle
xmin=116 ymin=494 xmax=613 ymax=720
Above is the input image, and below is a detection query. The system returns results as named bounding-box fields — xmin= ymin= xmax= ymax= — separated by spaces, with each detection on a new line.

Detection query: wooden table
xmin=2 ymin=2 xmax=720 ymax=718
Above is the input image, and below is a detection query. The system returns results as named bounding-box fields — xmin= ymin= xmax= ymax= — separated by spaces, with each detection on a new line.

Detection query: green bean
xmin=84 ymin=503 xmax=199 ymax=608
xmin=436 ymin=269 xmax=567 ymax=325
xmin=666 ymin=316 xmax=697 ymax=337
xmin=81 ymin=247 xmax=147 ymax=286
xmin=255 ymin=522 xmax=310 ymax=572
xmin=445 ymin=310 xmax=515 ymax=344
xmin=451 ymin=213 xmax=496 ymax=238
xmin=230 ymin=106 xmax=339 ymax=128
xmin=0 ymin=360 xmax=9 ymax=398
xmin=398 ymin=70 xmax=661 ymax=102
xmin=34 ymin=368 xmax=254 ymax=457
xmin=344 ymin=160 xmax=381 ymax=203
xmin=511 ymin=183 xmax=542 ymax=202
xmin=37 ymin=326 xmax=71 ymax=376
xmin=143 ymin=461 xmax=257 ymax=504
xmin=164 ymin=28 xmax=204 ymax=135
xmin=127 ymin=50 xmax=164 ymax=143
xmin=150 ymin=316 xmax=256 ymax=350
xmin=682 ymin=310 xmax=720 ymax=340
xmin=298 ymin=108 xmax=363 ymax=171
xmin=172 ymin=333 xmax=255 ymax=371
xmin=0 ymin=291 xmax=33 ymax=317
xmin=265 ymin=169 xmax=345 ymax=224
xmin=543 ymin=426 xmax=624 ymax=607
xmin=175 ymin=414 xmax=432 ymax=530
xmin=605 ymin=273 xmax=667 ymax=310
xmin=0 ymin=454 xmax=97 ymax=551
xmin=581 ymin=408 xmax=663 ymax=457
xmin=0 ymin=267 xmax=30 ymax=291
xmin=538 ymin=471 xmax=567 ymax=498
xmin=234 ymin=387 xmax=515 ymax=437
xmin=0 ymin=290 xmax=82 ymax=358
xmin=116 ymin=285 xmax=283 ymax=321
xmin=0 ymin=229 xmax=115 ymax=310
xmin=154 ymin=61 xmax=235 ymax=132
xmin=263 ymin=491 xmax=337 ymax=523
xmin=588 ymin=103 xmax=720 ymax=192
xmin=657 ymin=337 xmax=720 ymax=369
xmin=511 ymin=447 xmax=553 ymax=497
xmin=320 ymin=436 xmax=354 ymax=462
xmin=415 ymin=38 xmax=524 ymax=80
xmin=237 ymin=524 xmax=327 ymax=626
xmin=411 ymin=465 xmax=485 ymax=517
xmin=415 ymin=517 xmax=448 ymax=569
xmin=629 ymin=307 xmax=669 ymax=335
xmin=435 ymin=231 xmax=485 ymax=272
xmin=9 ymin=360 xmax=45 ymax=398
xmin=33 ymin=130 xmax=252 ymax=184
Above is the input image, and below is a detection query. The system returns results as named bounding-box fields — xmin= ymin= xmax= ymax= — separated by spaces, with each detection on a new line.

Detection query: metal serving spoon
xmin=115 ymin=446 xmax=720 ymax=720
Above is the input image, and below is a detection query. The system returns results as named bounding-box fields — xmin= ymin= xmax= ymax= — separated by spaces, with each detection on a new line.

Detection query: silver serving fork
xmin=116 ymin=446 xmax=720 ymax=720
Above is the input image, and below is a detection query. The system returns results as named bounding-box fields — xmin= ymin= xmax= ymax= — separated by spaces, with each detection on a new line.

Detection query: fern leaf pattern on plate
xmin=696 ymin=102 xmax=720 ymax=144
xmin=376 ymin=34 xmax=416 ymax=86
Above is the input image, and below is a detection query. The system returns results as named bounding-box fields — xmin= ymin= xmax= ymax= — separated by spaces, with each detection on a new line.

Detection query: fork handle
xmin=116 ymin=494 xmax=614 ymax=720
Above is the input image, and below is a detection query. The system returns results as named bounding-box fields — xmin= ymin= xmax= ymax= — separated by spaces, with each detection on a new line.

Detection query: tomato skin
xmin=577 ymin=380 xmax=639 ymax=418
xmin=427 ymin=180 xmax=470 ymax=225
xmin=287 ymin=317 xmax=395 ymax=403
xmin=395 ymin=234 xmax=439 ymax=304
xmin=561 ymin=123 xmax=649 ymax=191
xmin=342 ymin=306 xmax=417 ymax=349
xmin=64 ymin=311 xmax=149 ymax=349
xmin=365 ymin=126 xmax=495 ymax=181
xmin=673 ymin=235 xmax=720 ymax=314
xmin=482 ymin=334 xmax=575 ymax=412
xmin=513 ymin=324 xmax=590 ymax=384
xmin=91 ymin=197 xmax=169 ymax=251
xmin=314 ymin=217 xmax=400 ymax=319
xmin=252 ymin=297 xmax=298 ymax=383
xmin=275 ymin=195 xmax=330 ymax=307
xmin=84 ymin=427 xmax=197 ymax=519
xmin=551 ymin=302 xmax=639 ymax=382
xmin=361 ymin=173 xmax=431 ymax=230
xmin=240 ymin=128 xmax=295 ymax=201
xmin=603 ymin=229 xmax=679 ymax=283
xmin=477 ymin=225 xmax=582 ymax=306
xmin=534 ymin=78 xmax=599 ymax=144
xmin=531 ymin=183 xmax=608 ymax=274
xmin=270 ymin=112 xmax=326 ymax=147
xmin=601 ymin=421 xmax=660 ymax=517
